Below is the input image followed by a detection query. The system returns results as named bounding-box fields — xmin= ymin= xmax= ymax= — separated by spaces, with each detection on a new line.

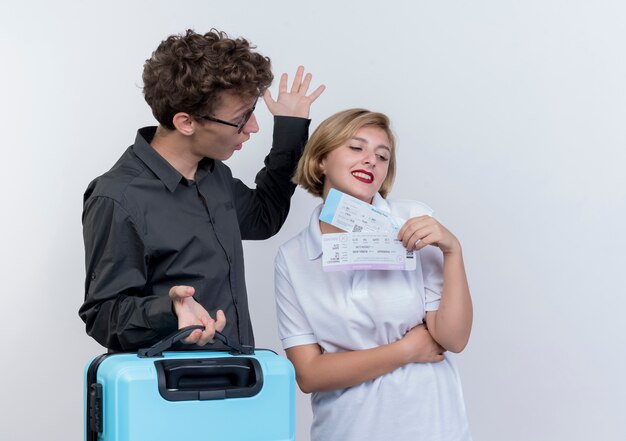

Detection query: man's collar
xmin=133 ymin=126 xmax=214 ymax=192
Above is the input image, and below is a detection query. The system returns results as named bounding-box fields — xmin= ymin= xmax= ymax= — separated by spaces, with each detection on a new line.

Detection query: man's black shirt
xmin=79 ymin=117 xmax=309 ymax=351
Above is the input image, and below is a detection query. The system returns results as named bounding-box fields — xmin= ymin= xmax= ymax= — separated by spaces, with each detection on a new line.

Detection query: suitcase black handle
xmin=138 ymin=325 xmax=254 ymax=358
xmin=155 ymin=357 xmax=263 ymax=401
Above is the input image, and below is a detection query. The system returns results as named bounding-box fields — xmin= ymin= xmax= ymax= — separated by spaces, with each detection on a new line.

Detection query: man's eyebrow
xmin=234 ymin=99 xmax=257 ymax=114
xmin=226 ymin=105 xmax=248 ymax=117
xmin=220 ymin=98 xmax=255 ymax=118
xmin=235 ymin=104 xmax=252 ymax=114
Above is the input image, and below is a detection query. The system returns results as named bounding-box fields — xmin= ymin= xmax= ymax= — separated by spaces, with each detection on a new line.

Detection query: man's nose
xmin=242 ymin=113 xmax=259 ymax=134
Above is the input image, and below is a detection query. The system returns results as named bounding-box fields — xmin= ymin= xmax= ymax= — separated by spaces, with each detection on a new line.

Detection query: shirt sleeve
xmin=234 ymin=116 xmax=310 ymax=240
xmin=79 ymin=196 xmax=177 ymax=350
xmin=420 ymin=240 xmax=445 ymax=312
xmin=400 ymin=199 xmax=443 ymax=312
xmin=274 ymin=249 xmax=317 ymax=350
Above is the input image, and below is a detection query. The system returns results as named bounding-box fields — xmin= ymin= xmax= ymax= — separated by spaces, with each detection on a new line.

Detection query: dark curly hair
xmin=142 ymin=29 xmax=273 ymax=129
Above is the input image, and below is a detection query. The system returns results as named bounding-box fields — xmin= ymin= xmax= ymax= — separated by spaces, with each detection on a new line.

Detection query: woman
xmin=274 ymin=109 xmax=473 ymax=440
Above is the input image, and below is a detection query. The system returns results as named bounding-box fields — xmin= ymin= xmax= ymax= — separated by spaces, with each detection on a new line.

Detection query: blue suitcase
xmin=84 ymin=326 xmax=295 ymax=440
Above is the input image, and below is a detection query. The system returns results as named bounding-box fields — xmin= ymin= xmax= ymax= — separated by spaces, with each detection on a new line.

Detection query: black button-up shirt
xmin=79 ymin=116 xmax=310 ymax=351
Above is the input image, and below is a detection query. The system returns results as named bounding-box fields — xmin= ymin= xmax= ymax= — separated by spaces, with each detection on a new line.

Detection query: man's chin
xmin=214 ymin=144 xmax=241 ymax=161
xmin=218 ymin=150 xmax=236 ymax=161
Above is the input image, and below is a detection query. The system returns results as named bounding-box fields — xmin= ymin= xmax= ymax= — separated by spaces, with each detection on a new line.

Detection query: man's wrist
xmin=147 ymin=295 xmax=179 ymax=331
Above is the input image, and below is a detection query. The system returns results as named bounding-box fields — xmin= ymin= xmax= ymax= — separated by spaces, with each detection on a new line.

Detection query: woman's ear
xmin=318 ymin=157 xmax=326 ymax=175
xmin=172 ymin=112 xmax=196 ymax=136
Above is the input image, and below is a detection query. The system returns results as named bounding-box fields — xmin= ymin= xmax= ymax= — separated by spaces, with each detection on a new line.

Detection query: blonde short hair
xmin=293 ymin=108 xmax=397 ymax=198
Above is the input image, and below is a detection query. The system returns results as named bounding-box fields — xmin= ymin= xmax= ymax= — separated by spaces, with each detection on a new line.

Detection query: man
xmin=79 ymin=29 xmax=324 ymax=351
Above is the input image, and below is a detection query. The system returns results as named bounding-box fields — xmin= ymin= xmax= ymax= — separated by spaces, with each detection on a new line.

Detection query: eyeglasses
xmin=197 ymin=98 xmax=258 ymax=134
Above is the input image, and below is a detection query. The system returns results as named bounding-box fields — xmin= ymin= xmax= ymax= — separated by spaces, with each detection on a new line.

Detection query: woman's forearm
xmin=287 ymin=324 xmax=445 ymax=393
xmin=288 ymin=342 xmax=408 ymax=393
xmin=428 ymin=248 xmax=473 ymax=352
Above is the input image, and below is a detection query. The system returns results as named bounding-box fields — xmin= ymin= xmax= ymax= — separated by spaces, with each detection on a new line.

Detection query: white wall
xmin=1 ymin=1 xmax=625 ymax=440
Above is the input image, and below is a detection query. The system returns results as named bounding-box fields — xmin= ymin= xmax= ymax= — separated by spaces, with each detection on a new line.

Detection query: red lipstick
xmin=351 ymin=169 xmax=374 ymax=183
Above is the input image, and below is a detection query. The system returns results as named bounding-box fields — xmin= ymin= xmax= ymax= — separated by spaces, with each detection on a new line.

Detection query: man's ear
xmin=172 ymin=112 xmax=196 ymax=136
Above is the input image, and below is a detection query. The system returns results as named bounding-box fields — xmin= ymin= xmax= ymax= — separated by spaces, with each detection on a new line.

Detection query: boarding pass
xmin=319 ymin=189 xmax=415 ymax=271
xmin=320 ymin=188 xmax=402 ymax=233
xmin=321 ymin=233 xmax=416 ymax=271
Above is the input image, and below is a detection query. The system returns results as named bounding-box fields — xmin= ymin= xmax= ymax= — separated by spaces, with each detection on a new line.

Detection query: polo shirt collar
xmin=133 ymin=126 xmax=214 ymax=193
xmin=304 ymin=192 xmax=390 ymax=260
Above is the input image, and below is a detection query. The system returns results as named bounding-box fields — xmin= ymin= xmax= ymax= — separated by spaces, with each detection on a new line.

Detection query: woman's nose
xmin=362 ymin=151 xmax=376 ymax=166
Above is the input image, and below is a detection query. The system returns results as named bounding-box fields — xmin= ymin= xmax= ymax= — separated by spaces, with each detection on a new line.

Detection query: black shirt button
xmin=91 ymin=272 xmax=97 ymax=280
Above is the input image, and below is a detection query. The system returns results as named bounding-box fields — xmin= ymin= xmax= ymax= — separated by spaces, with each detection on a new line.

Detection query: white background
xmin=1 ymin=1 xmax=625 ymax=440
